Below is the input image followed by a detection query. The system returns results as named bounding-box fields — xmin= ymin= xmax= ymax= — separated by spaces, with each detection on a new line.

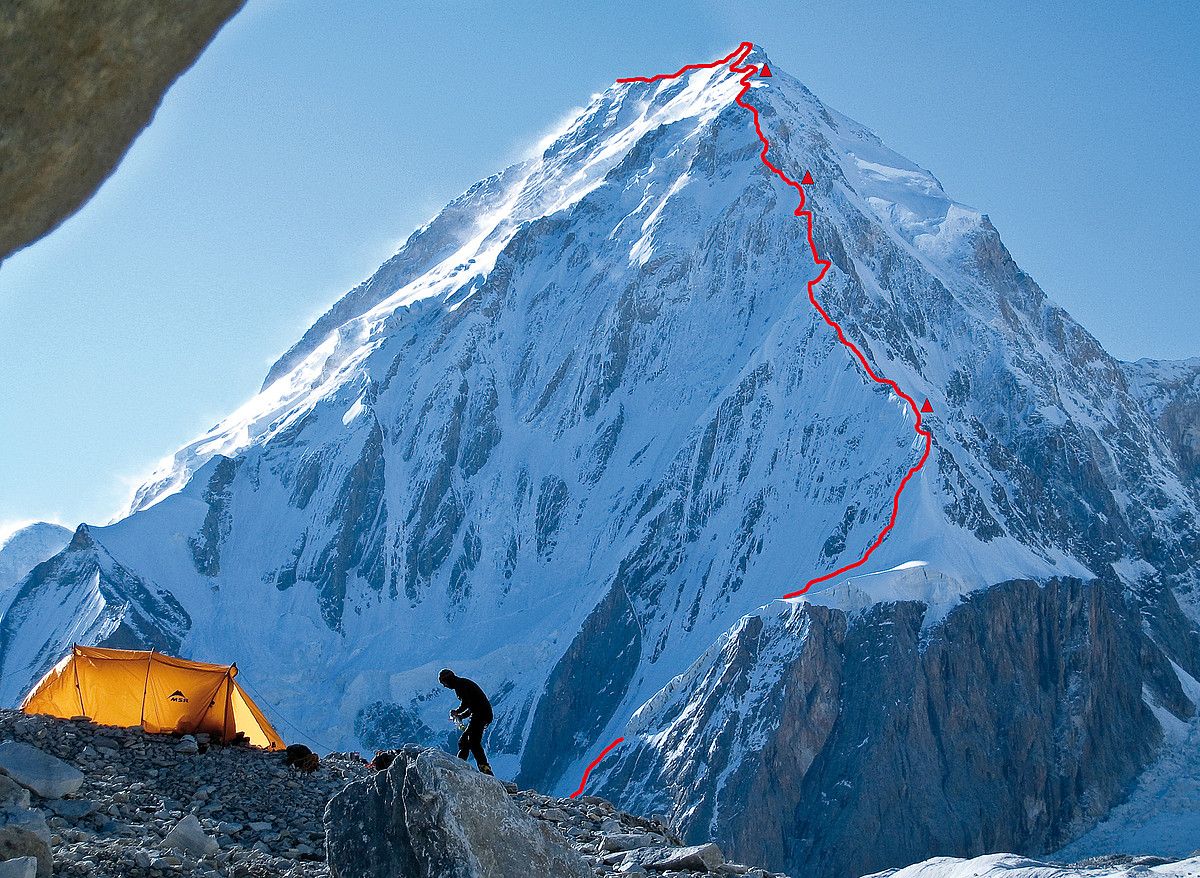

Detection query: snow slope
xmin=865 ymin=854 xmax=1200 ymax=878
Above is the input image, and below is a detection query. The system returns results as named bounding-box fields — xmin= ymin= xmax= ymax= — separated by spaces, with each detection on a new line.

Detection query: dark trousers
xmin=457 ymin=717 xmax=490 ymax=767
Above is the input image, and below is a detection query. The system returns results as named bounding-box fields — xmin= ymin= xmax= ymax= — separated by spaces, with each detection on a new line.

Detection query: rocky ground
xmin=0 ymin=709 xmax=365 ymax=877
xmin=1 ymin=710 xmax=787 ymax=878
xmin=511 ymin=786 xmax=787 ymax=877
xmin=9 ymin=709 xmax=1188 ymax=878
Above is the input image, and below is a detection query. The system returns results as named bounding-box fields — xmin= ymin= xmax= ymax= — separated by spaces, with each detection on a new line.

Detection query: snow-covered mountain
xmin=0 ymin=521 xmax=70 ymax=614
xmin=3 ymin=44 xmax=1199 ymax=876
xmin=1123 ymin=358 xmax=1200 ymax=489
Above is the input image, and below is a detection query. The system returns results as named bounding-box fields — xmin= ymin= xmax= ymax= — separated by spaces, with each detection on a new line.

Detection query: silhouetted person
xmin=439 ymin=668 xmax=493 ymax=776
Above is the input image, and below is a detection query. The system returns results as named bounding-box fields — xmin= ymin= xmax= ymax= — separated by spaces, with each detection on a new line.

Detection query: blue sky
xmin=1 ymin=0 xmax=1197 ymax=537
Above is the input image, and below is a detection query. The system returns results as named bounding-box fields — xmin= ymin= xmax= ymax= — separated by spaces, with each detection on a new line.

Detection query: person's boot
xmin=479 ymin=763 xmax=494 ymax=776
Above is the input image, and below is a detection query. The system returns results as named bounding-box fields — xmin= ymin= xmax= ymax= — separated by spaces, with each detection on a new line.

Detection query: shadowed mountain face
xmin=0 ymin=0 xmax=244 ymax=262
xmin=2 ymin=46 xmax=1198 ymax=875
xmin=593 ymin=576 xmax=1192 ymax=878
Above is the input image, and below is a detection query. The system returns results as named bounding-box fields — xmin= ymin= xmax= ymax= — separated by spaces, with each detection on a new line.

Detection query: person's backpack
xmin=368 ymin=749 xmax=398 ymax=771
xmin=284 ymin=743 xmax=320 ymax=773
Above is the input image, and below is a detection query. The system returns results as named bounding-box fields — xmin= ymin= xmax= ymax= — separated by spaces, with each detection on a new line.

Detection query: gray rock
xmin=0 ymin=0 xmax=246 ymax=261
xmin=0 ymin=776 xmax=31 ymax=810
xmin=0 ymin=741 xmax=84 ymax=798
xmin=601 ymin=833 xmax=658 ymax=852
xmin=644 ymin=842 xmax=724 ymax=871
xmin=615 ymin=865 xmax=648 ymax=876
xmin=45 ymin=799 xmax=95 ymax=819
xmin=0 ymin=807 xmax=51 ymax=878
xmin=175 ymin=736 xmax=199 ymax=756
xmin=163 ymin=813 xmax=218 ymax=857
xmin=326 ymin=747 xmax=591 ymax=878
xmin=0 ymin=857 xmax=37 ymax=878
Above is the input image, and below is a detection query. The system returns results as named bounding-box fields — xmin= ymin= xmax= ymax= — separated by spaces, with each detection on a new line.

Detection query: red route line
xmin=569 ymin=737 xmax=624 ymax=799
xmin=572 ymin=41 xmax=934 ymax=796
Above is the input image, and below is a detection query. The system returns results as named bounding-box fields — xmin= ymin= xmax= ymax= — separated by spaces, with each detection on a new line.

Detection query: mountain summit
xmin=3 ymin=45 xmax=1198 ymax=877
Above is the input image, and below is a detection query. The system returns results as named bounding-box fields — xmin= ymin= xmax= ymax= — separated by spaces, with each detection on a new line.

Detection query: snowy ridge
xmin=0 ymin=521 xmax=71 ymax=615
xmin=128 ymin=58 xmax=757 ymax=516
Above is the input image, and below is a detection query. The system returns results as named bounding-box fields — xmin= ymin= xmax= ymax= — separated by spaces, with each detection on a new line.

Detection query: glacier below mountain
xmin=3 ymin=44 xmax=1199 ymax=877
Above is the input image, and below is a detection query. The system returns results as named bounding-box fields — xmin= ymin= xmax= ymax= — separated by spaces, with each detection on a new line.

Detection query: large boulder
xmin=0 ymin=857 xmax=37 ymax=878
xmin=0 ymin=741 xmax=83 ymax=798
xmin=163 ymin=813 xmax=218 ymax=857
xmin=326 ymin=747 xmax=591 ymax=878
xmin=0 ymin=776 xmax=30 ymax=810
xmin=0 ymin=805 xmax=51 ymax=878
xmin=609 ymin=842 xmax=726 ymax=873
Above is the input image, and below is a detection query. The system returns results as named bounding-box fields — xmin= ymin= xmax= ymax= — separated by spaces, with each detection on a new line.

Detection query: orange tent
xmin=21 ymin=645 xmax=284 ymax=749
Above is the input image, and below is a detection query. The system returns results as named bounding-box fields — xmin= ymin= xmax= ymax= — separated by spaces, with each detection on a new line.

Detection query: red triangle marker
xmin=760 ymin=64 xmax=773 ymax=78
xmin=920 ymin=399 xmax=934 ymax=414
xmin=802 ymin=171 xmax=815 ymax=185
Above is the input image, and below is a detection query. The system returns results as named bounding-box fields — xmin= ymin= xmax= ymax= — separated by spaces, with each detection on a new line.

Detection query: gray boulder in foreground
xmin=0 ymin=740 xmax=84 ymax=798
xmin=0 ymin=775 xmax=30 ymax=810
xmin=0 ymin=805 xmax=51 ymax=878
xmin=326 ymin=747 xmax=591 ymax=878
xmin=0 ymin=857 xmax=37 ymax=878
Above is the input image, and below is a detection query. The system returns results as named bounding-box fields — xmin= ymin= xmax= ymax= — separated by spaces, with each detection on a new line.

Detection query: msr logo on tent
xmin=168 ymin=690 xmax=189 ymax=703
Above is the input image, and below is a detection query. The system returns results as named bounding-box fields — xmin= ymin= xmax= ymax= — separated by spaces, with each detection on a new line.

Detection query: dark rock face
xmin=789 ymin=580 xmax=1165 ymax=877
xmin=598 ymin=579 xmax=1179 ymax=878
xmin=518 ymin=581 xmax=643 ymax=793
xmin=325 ymin=747 xmax=591 ymax=878
xmin=189 ymin=457 xmax=239 ymax=577
xmin=0 ymin=0 xmax=245 ymax=261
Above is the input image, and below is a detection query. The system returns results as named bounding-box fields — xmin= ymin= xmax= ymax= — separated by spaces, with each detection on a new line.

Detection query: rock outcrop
xmin=326 ymin=747 xmax=591 ymax=878
xmin=0 ymin=0 xmax=245 ymax=261
xmin=328 ymin=745 xmax=794 ymax=878
xmin=595 ymin=578 xmax=1187 ymax=878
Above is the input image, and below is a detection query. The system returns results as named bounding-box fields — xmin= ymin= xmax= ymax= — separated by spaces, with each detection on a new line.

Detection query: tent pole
xmin=139 ymin=649 xmax=154 ymax=730
xmin=224 ymin=670 xmax=233 ymax=743
xmin=71 ymin=643 xmax=84 ymax=716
